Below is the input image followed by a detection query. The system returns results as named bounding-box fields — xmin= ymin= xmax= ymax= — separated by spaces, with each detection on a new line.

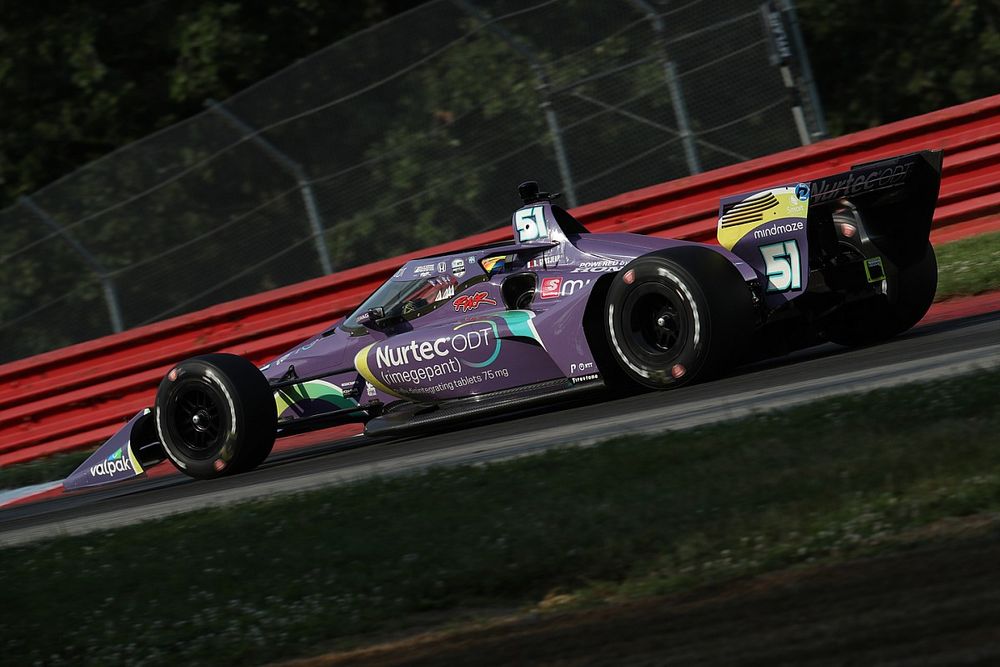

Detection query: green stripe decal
xmin=274 ymin=380 xmax=358 ymax=416
xmin=495 ymin=309 xmax=545 ymax=349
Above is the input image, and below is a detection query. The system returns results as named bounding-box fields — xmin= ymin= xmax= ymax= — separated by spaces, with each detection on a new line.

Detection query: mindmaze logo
xmin=90 ymin=447 xmax=133 ymax=478
xmin=753 ymin=219 xmax=804 ymax=239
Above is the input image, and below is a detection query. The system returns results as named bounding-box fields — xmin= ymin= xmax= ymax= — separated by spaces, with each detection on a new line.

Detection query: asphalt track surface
xmin=2 ymin=309 xmax=998 ymax=547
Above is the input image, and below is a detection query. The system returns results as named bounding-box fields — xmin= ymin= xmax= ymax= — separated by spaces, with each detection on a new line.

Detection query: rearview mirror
xmin=356 ymin=307 xmax=385 ymax=330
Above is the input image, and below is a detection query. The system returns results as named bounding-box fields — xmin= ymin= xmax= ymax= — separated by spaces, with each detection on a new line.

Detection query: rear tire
xmin=603 ymin=247 xmax=755 ymax=390
xmin=825 ymin=242 xmax=937 ymax=347
xmin=154 ymin=353 xmax=276 ymax=479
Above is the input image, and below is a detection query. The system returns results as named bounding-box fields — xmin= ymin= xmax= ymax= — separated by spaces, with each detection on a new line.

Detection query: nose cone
xmin=261 ymin=330 xmax=353 ymax=382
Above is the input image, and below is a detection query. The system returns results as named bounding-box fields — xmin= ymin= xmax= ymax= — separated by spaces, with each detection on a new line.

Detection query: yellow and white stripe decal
xmin=353 ymin=343 xmax=406 ymax=399
xmin=717 ymin=186 xmax=807 ymax=250
xmin=273 ymin=379 xmax=354 ymax=415
xmin=125 ymin=408 xmax=150 ymax=475
xmin=126 ymin=444 xmax=145 ymax=475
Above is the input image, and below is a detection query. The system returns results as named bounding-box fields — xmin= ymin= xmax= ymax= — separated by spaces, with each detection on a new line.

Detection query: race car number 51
xmin=515 ymin=206 xmax=547 ymax=243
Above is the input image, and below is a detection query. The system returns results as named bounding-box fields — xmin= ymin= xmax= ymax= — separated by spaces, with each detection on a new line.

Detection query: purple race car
xmin=66 ymin=150 xmax=942 ymax=489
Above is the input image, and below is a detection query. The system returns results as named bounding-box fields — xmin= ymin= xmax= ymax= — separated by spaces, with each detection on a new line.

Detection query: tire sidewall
xmin=605 ymin=256 xmax=709 ymax=389
xmin=155 ymin=354 xmax=274 ymax=479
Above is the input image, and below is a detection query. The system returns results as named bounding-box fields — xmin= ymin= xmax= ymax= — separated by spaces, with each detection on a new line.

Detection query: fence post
xmin=778 ymin=0 xmax=827 ymax=140
xmin=452 ymin=0 xmax=578 ymax=207
xmin=205 ymin=99 xmax=334 ymax=275
xmin=624 ymin=0 xmax=701 ymax=175
xmin=19 ymin=196 xmax=124 ymax=333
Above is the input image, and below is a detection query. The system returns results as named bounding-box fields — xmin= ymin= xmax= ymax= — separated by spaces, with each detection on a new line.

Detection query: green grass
xmin=0 ymin=449 xmax=91 ymax=490
xmin=2 ymin=369 xmax=1000 ymax=666
xmin=935 ymin=229 xmax=1000 ymax=300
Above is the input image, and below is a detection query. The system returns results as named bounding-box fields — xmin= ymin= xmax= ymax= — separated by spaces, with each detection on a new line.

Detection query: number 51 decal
xmin=759 ymin=240 xmax=801 ymax=292
xmin=514 ymin=206 xmax=547 ymax=243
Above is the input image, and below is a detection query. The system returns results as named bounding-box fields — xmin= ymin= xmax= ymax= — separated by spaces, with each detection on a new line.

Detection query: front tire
xmin=154 ymin=353 xmax=276 ymax=479
xmin=603 ymin=247 xmax=756 ymax=390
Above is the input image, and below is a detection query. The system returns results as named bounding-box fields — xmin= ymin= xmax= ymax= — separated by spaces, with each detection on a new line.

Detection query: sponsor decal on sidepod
xmin=374 ymin=324 xmax=498 ymax=370
xmin=540 ymin=277 xmax=562 ymax=299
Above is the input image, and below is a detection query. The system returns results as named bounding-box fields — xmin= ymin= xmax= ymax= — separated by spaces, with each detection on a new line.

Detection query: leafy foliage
xmin=3 ymin=0 xmax=998 ymax=207
xmin=797 ymin=0 xmax=1000 ymax=135
xmin=0 ymin=0 xmax=424 ymax=208
xmin=0 ymin=0 xmax=998 ymax=362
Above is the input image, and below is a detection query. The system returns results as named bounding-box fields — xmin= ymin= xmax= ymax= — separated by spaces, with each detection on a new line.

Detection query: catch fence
xmin=0 ymin=0 xmax=822 ymax=363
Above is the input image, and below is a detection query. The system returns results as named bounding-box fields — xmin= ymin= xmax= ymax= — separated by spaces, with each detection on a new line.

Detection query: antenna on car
xmin=518 ymin=181 xmax=561 ymax=205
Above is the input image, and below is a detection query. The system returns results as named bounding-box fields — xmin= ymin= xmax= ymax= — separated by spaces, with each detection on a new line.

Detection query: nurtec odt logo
xmin=90 ymin=447 xmax=133 ymax=478
xmin=374 ymin=322 xmax=500 ymax=370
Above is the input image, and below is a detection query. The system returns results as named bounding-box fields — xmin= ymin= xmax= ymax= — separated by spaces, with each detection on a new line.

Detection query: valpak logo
xmin=90 ymin=447 xmax=133 ymax=478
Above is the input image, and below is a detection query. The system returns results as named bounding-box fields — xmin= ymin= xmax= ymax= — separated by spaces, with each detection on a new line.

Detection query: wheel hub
xmin=170 ymin=382 xmax=224 ymax=454
xmin=652 ymin=306 xmax=680 ymax=350
xmin=191 ymin=410 xmax=210 ymax=432
xmin=621 ymin=286 xmax=687 ymax=361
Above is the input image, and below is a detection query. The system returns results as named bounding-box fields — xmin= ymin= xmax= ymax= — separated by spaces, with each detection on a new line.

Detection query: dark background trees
xmin=800 ymin=0 xmax=1000 ymax=137
xmin=0 ymin=0 xmax=997 ymax=362
xmin=0 ymin=0 xmax=425 ymax=209
xmin=2 ymin=0 xmax=998 ymax=209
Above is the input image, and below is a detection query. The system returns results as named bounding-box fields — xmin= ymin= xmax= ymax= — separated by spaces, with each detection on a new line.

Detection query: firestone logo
xmin=90 ymin=447 xmax=133 ymax=478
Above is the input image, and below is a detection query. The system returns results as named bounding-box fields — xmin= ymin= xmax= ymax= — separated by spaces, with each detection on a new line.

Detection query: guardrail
xmin=2 ymin=94 xmax=999 ymax=466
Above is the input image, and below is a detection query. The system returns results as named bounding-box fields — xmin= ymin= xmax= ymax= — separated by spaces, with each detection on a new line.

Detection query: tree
xmin=797 ymin=0 xmax=1000 ymax=135
xmin=0 ymin=0 xmax=424 ymax=209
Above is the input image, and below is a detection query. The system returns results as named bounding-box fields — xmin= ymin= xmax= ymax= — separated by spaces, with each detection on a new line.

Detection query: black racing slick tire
xmin=603 ymin=246 xmax=756 ymax=390
xmin=825 ymin=242 xmax=938 ymax=347
xmin=154 ymin=353 xmax=276 ymax=480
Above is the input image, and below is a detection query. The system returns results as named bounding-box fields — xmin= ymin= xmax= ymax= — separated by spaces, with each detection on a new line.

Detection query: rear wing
xmin=809 ymin=150 xmax=942 ymax=208
xmin=716 ymin=149 xmax=942 ymax=305
xmin=808 ymin=150 xmax=943 ymax=253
